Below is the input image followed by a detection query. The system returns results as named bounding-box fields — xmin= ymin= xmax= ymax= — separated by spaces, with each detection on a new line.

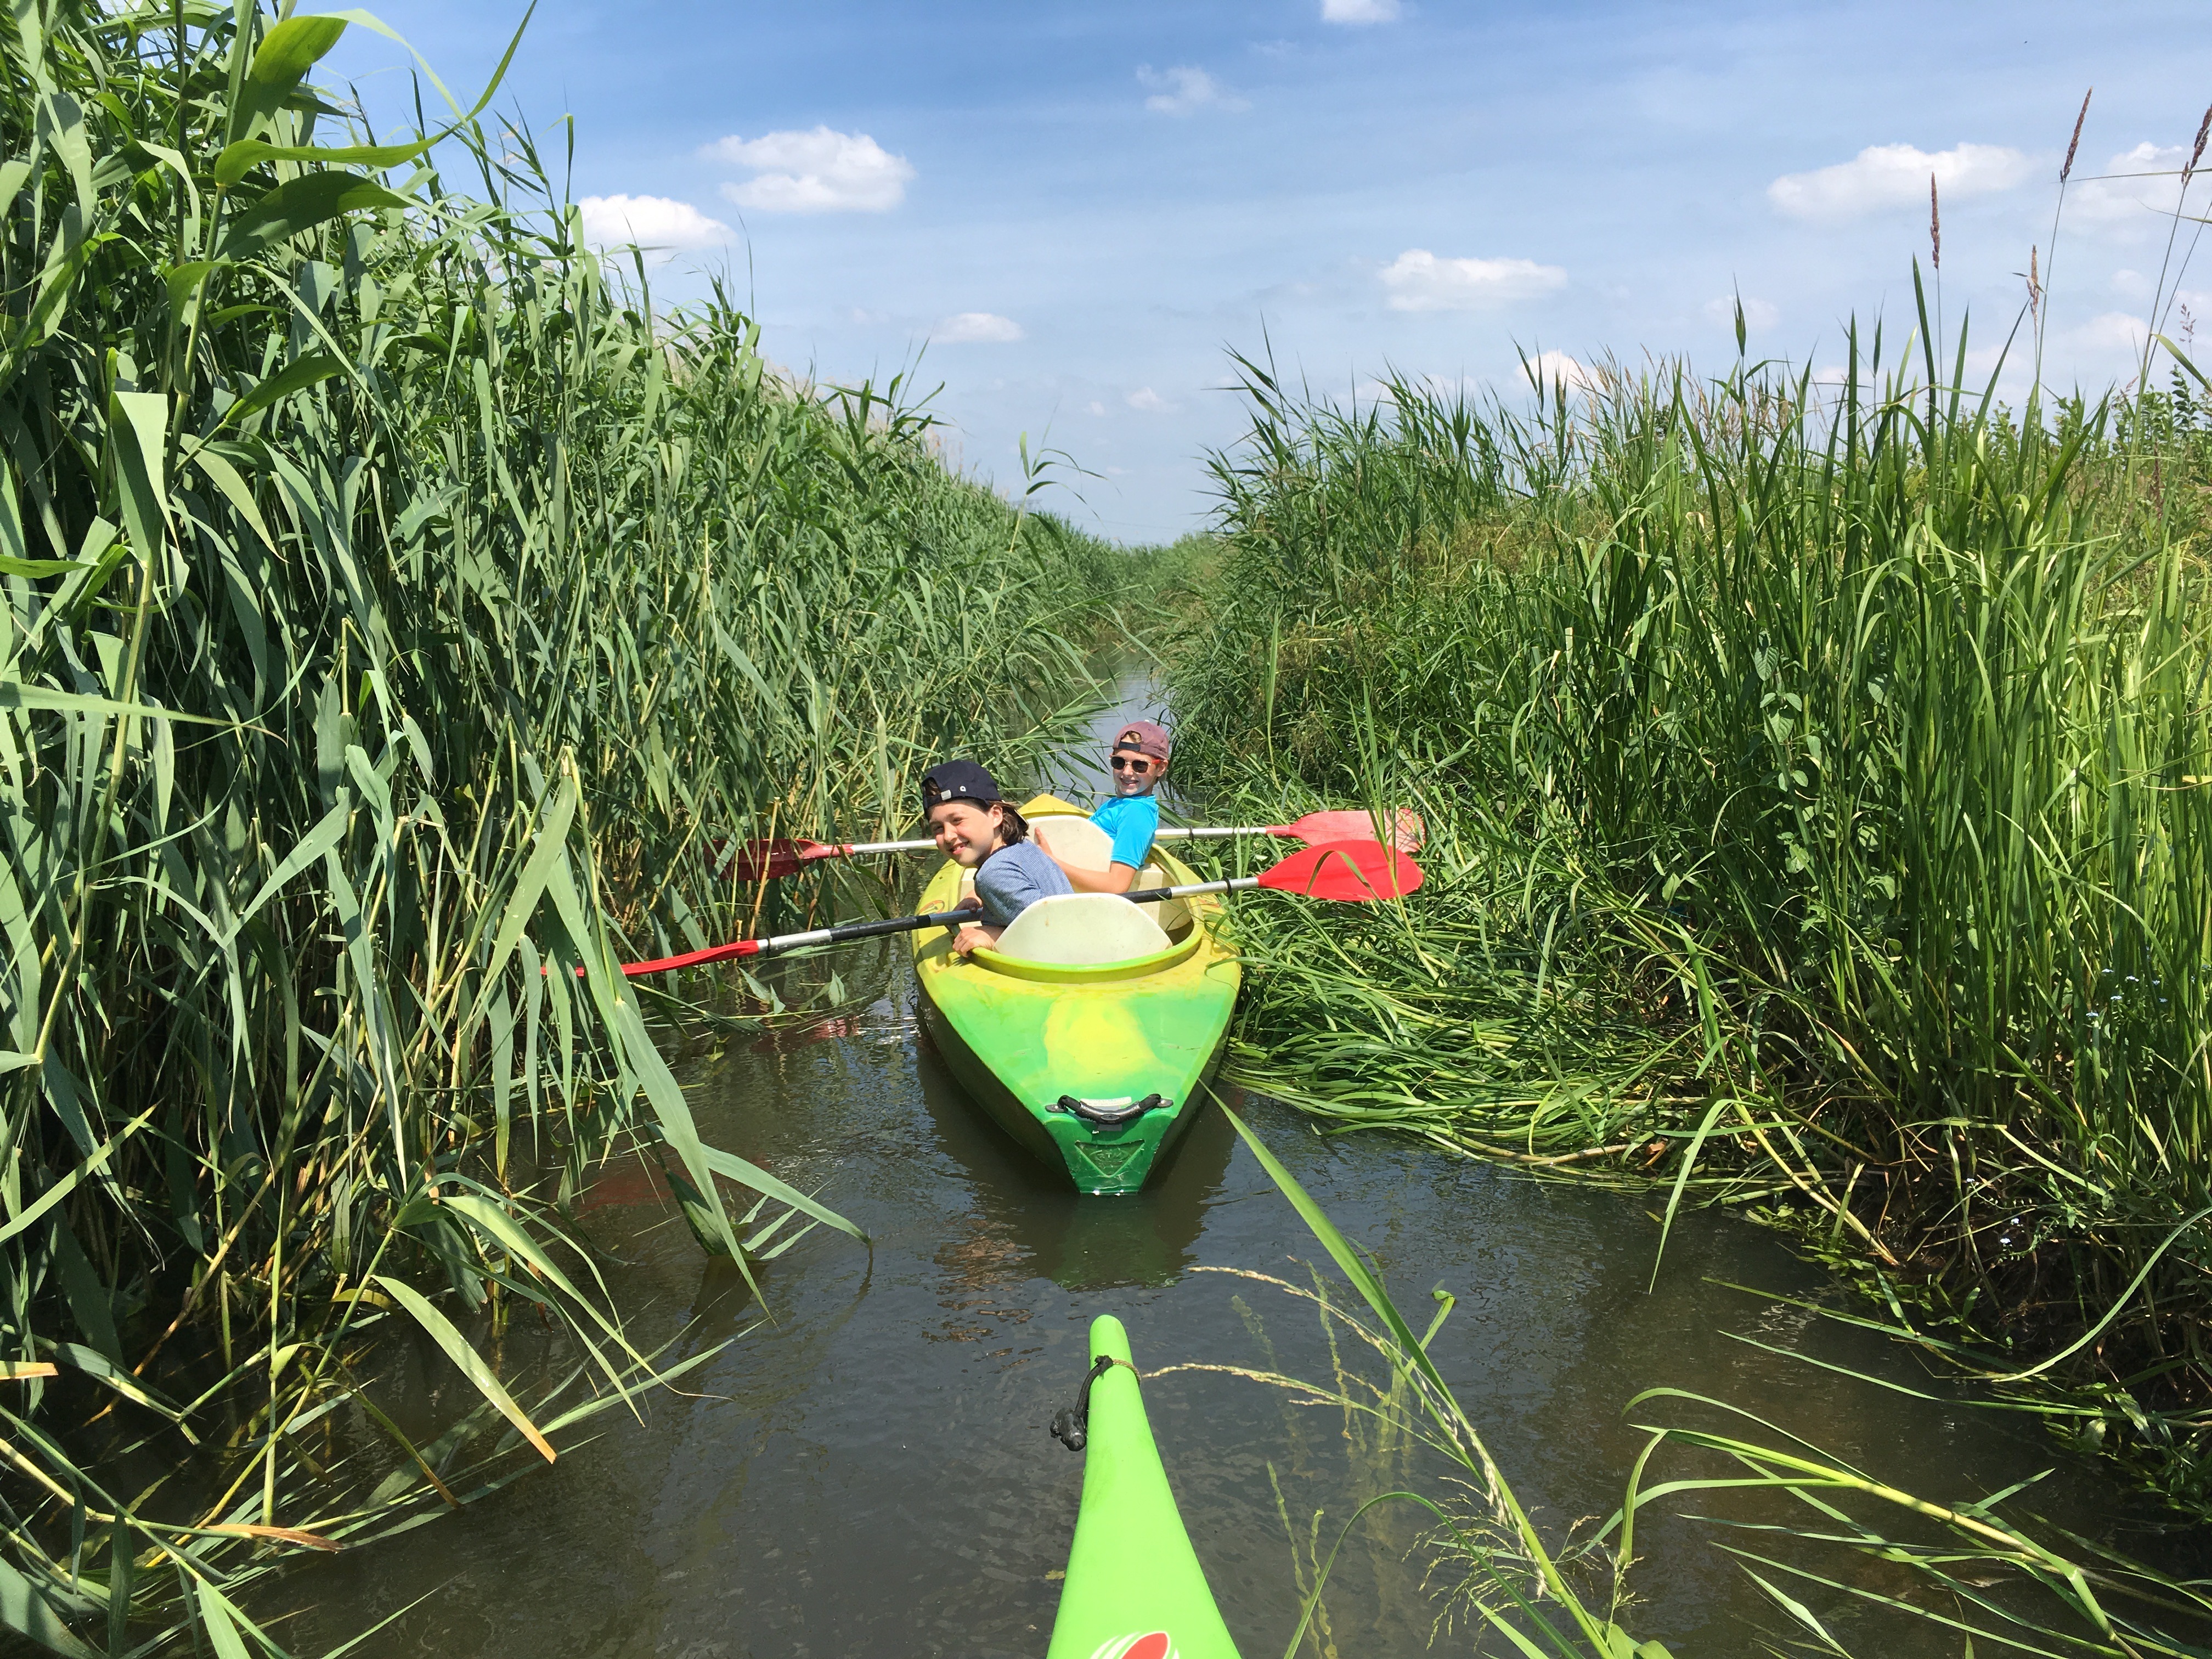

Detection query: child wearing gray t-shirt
xmin=919 ymin=758 xmax=1074 ymax=955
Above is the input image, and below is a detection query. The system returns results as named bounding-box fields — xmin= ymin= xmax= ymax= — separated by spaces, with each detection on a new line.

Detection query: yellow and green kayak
xmin=912 ymin=795 xmax=1241 ymax=1195
xmin=1048 ymin=1314 xmax=1242 ymax=1658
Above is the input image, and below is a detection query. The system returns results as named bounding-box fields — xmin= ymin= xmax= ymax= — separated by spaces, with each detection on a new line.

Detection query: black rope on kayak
xmin=1050 ymin=1353 xmax=1138 ymax=1452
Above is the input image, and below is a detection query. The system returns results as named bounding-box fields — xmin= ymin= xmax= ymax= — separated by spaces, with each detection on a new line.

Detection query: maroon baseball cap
xmin=1111 ymin=720 xmax=1171 ymax=761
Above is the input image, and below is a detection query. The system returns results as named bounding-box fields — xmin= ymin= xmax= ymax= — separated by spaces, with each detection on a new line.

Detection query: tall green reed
xmin=0 ymin=3 xmax=1128 ymax=1650
xmin=1167 ymin=324 xmax=2212 ymax=1506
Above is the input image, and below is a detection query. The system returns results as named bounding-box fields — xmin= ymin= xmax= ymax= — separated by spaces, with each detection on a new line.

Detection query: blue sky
xmin=331 ymin=2 xmax=2212 ymax=542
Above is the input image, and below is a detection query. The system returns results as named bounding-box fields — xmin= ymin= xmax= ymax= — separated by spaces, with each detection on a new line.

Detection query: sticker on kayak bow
xmin=1087 ymin=1637 xmax=1174 ymax=1659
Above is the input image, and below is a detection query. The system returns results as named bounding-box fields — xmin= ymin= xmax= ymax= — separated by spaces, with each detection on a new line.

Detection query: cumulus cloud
xmin=1379 ymin=249 xmax=1566 ymax=311
xmin=933 ymin=312 xmax=1024 ymax=344
xmin=1767 ymin=142 xmax=2029 ymax=220
xmin=2072 ymin=311 xmax=2149 ymax=354
xmin=1705 ymin=295 xmax=1780 ymax=331
xmin=1126 ymin=387 xmax=1177 ymax=412
xmin=1523 ymin=351 xmax=1596 ymax=393
xmin=577 ymin=195 xmax=731 ymax=258
xmin=703 ymin=127 xmax=914 ymax=213
xmin=2070 ymin=144 xmax=2192 ymax=231
xmin=1139 ymin=65 xmax=1248 ymax=115
xmin=1323 ymin=0 xmax=1401 ymax=20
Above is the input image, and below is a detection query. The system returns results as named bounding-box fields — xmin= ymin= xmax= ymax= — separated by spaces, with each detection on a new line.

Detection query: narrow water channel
xmin=274 ymin=675 xmax=2160 ymax=1658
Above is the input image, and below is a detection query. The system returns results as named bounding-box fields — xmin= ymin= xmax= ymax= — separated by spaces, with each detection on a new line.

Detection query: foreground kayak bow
xmin=1047 ymin=1314 xmax=1242 ymax=1659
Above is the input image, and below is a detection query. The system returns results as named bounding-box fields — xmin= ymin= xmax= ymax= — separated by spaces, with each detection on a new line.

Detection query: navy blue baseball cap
xmin=920 ymin=759 xmax=1000 ymax=811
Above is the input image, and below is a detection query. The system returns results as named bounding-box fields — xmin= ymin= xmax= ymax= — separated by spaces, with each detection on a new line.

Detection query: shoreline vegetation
xmin=1162 ymin=322 xmax=2212 ymax=1528
xmin=0 ymin=4 xmax=1131 ymax=1650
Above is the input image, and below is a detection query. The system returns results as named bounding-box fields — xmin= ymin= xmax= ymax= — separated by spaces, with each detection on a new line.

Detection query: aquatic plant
xmin=1209 ymin=1108 xmax=2212 ymax=1658
xmin=1165 ymin=278 xmax=2212 ymax=1505
xmin=0 ymin=2 xmax=1127 ymax=1650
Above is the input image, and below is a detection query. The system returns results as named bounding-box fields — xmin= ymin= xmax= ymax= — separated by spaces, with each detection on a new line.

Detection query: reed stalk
xmin=0 ymin=3 xmax=1129 ymax=1650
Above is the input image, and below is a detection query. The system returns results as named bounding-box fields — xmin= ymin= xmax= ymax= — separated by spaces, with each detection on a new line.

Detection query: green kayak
xmin=913 ymin=795 xmax=1241 ymax=1195
xmin=1048 ymin=1314 xmax=1242 ymax=1659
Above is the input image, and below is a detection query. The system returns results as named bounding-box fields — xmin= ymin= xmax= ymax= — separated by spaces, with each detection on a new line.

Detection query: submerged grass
xmin=1165 ymin=298 xmax=2212 ymax=1510
xmin=0 ymin=3 xmax=1133 ymax=1650
xmin=1210 ymin=1109 xmax=2212 ymax=1659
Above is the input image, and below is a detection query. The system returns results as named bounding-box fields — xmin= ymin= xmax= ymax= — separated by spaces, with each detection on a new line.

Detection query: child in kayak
xmin=1047 ymin=720 xmax=1170 ymax=895
xmin=922 ymin=759 xmax=1073 ymax=955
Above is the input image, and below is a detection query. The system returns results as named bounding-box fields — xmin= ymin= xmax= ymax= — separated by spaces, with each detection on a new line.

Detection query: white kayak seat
xmin=1030 ymin=815 xmax=1113 ymax=867
xmin=991 ymin=892 xmax=1171 ymax=966
xmin=1030 ymin=816 xmax=1176 ymax=926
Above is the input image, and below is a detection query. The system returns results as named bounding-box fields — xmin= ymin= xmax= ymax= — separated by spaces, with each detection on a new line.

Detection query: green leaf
xmin=106 ymin=389 xmax=170 ymax=561
xmin=227 ymin=13 xmax=348 ymax=145
xmin=215 ymin=133 xmax=435 ymax=190
xmin=0 ymin=1553 xmax=93 ymax=1657
xmin=190 ymin=1577 xmax=253 ymax=1659
xmin=216 ymin=171 xmax=410 ymax=263
xmin=0 ymin=682 xmax=229 ymax=727
xmin=698 ymin=1145 xmax=866 ymax=1245
xmin=220 ymin=351 xmax=347 ymax=426
xmin=372 ymin=1274 xmax=556 ymax=1463
xmin=218 ymin=796 xmax=349 ymax=945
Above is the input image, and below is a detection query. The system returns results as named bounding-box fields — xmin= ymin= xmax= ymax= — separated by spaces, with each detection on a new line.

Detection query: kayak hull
xmin=913 ymin=797 xmax=1241 ymax=1195
xmin=1047 ymin=1314 xmax=1242 ymax=1659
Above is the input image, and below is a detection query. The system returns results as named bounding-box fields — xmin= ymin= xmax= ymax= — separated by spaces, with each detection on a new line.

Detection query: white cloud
xmin=1086 ymin=400 xmax=1107 ymax=416
xmin=1379 ymin=249 xmax=1567 ymax=311
xmin=576 ymin=195 xmax=731 ymax=259
xmin=933 ymin=312 xmax=1024 ymax=344
xmin=2070 ymin=144 xmax=2191 ymax=230
xmin=2073 ymin=311 xmax=2149 ymax=354
xmin=1323 ymin=0 xmax=1401 ymax=21
xmin=1705 ymin=295 xmax=1780 ymax=331
xmin=1767 ymin=142 xmax=2030 ymax=221
xmin=1138 ymin=65 xmax=1248 ymax=116
xmin=1126 ymin=387 xmax=1177 ymax=411
xmin=703 ymin=127 xmax=914 ymax=214
xmin=1523 ymin=351 xmax=1596 ymax=393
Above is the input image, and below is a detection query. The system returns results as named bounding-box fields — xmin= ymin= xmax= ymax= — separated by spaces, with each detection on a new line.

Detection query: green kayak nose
xmin=1047 ymin=1314 xmax=1243 ymax=1659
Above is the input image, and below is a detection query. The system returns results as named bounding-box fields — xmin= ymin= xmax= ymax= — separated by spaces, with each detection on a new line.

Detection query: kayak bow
xmin=1048 ymin=1314 xmax=1242 ymax=1659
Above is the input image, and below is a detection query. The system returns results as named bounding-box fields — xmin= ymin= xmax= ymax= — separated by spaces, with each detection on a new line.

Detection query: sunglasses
xmin=1109 ymin=754 xmax=1155 ymax=774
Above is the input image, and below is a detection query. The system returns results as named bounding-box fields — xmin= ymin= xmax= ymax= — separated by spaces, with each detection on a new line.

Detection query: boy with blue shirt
xmin=1048 ymin=720 xmax=1171 ymax=894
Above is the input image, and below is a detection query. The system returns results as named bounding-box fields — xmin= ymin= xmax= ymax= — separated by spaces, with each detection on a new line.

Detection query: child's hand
xmin=951 ymin=923 xmax=994 ymax=955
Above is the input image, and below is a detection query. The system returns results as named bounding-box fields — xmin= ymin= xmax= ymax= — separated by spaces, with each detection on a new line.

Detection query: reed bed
xmin=1166 ymin=323 xmax=2212 ymax=1513
xmin=0 ymin=3 xmax=1128 ymax=1650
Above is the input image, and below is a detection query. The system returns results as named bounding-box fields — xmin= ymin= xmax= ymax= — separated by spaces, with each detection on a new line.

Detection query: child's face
xmin=1109 ymin=747 xmax=1164 ymax=797
xmin=929 ymin=799 xmax=1002 ymax=867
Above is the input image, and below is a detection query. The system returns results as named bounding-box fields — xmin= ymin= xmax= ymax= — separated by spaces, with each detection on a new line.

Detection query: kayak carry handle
xmin=1051 ymin=1092 xmax=1166 ymax=1125
xmin=1050 ymin=1353 xmax=1138 ymax=1452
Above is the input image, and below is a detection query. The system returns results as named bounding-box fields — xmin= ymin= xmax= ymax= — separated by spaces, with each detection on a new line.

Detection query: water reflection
xmin=913 ymin=1037 xmax=1238 ymax=1293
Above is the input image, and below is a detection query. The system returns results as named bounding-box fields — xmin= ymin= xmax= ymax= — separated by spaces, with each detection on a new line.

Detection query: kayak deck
xmin=912 ymin=795 xmax=1241 ymax=1194
xmin=1048 ymin=1314 xmax=1242 ymax=1658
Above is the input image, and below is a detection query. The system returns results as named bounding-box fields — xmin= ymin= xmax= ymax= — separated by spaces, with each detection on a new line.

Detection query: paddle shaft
xmin=758 ymin=825 xmax=1318 ymax=860
xmin=617 ymin=908 xmax=969 ymax=975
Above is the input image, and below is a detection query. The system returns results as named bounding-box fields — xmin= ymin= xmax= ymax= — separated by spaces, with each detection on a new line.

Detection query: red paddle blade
xmin=1274 ymin=809 xmax=1426 ymax=852
xmin=709 ymin=838 xmax=835 ymax=882
xmin=1256 ymin=838 xmax=1424 ymax=901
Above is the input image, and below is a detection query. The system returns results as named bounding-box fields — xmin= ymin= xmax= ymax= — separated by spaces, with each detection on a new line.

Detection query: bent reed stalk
xmin=1166 ymin=316 xmax=2212 ymax=1513
xmin=0 ymin=3 xmax=1129 ymax=1651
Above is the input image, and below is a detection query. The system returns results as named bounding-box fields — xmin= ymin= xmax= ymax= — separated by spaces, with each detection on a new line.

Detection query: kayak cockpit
xmin=966 ymin=893 xmax=1207 ymax=984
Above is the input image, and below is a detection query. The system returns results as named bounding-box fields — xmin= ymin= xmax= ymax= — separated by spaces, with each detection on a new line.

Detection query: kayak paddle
xmin=622 ymin=839 xmax=1421 ymax=976
xmin=710 ymin=808 xmax=1424 ymax=881
xmin=1159 ymin=807 xmax=1424 ymax=851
